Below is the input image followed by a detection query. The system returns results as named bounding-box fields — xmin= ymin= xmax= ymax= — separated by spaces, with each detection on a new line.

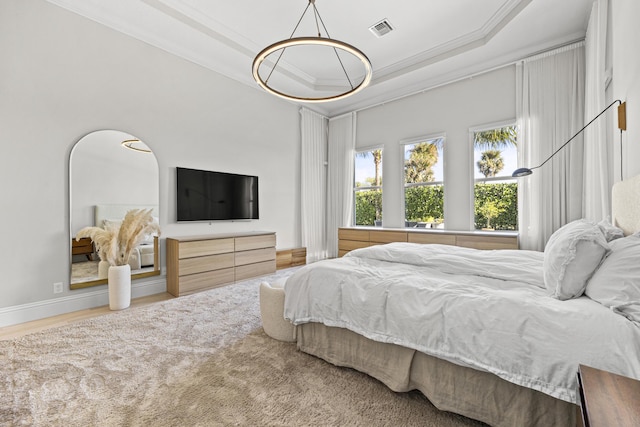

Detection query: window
xmin=472 ymin=125 xmax=518 ymax=231
xmin=354 ymin=148 xmax=383 ymax=226
xmin=403 ymin=136 xmax=444 ymax=228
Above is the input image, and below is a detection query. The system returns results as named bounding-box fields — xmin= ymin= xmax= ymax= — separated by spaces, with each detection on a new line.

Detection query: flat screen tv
xmin=176 ymin=167 xmax=259 ymax=221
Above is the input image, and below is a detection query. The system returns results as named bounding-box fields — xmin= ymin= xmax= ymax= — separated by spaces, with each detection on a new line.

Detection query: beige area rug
xmin=1 ymin=269 xmax=486 ymax=427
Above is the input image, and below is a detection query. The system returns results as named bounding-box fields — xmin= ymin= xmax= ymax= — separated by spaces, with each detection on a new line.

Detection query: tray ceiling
xmin=46 ymin=0 xmax=593 ymax=116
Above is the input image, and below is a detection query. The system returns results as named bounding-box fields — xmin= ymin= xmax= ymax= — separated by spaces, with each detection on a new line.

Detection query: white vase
xmin=98 ymin=260 xmax=110 ymax=279
xmin=108 ymin=264 xmax=131 ymax=310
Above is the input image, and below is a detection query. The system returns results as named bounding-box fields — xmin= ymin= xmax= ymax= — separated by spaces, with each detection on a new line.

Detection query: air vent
xmin=369 ymin=19 xmax=394 ymax=38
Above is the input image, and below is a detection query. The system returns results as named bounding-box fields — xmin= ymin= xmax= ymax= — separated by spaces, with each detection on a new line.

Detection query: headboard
xmin=94 ymin=204 xmax=159 ymax=228
xmin=612 ymin=174 xmax=640 ymax=236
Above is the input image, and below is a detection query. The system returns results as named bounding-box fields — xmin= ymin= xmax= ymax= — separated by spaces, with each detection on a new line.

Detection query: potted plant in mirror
xmin=76 ymin=209 xmax=160 ymax=310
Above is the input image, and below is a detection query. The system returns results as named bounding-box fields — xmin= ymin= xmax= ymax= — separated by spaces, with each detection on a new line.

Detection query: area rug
xmin=1 ymin=269 xmax=485 ymax=426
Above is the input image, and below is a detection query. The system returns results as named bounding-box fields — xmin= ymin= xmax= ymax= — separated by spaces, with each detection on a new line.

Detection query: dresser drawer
xmin=456 ymin=235 xmax=517 ymax=250
xmin=177 ymin=267 xmax=235 ymax=295
xmin=235 ymin=234 xmax=276 ymax=251
xmin=235 ymin=247 xmax=276 ymax=266
xmin=338 ymin=228 xmax=370 ymax=242
xmin=338 ymin=240 xmax=371 ymax=252
xmin=178 ymin=253 xmax=234 ymax=276
xmin=370 ymin=230 xmax=407 ymax=243
xmin=235 ymin=260 xmax=276 ymax=281
xmin=179 ymin=238 xmax=234 ymax=258
xmin=408 ymin=233 xmax=456 ymax=245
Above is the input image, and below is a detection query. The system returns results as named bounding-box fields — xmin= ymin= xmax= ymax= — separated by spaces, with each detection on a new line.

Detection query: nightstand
xmin=72 ymin=237 xmax=94 ymax=260
xmin=577 ymin=364 xmax=640 ymax=427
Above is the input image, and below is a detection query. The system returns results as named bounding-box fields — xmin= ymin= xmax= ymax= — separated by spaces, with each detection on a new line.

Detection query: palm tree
xmin=356 ymin=149 xmax=382 ymax=186
xmin=474 ymin=126 xmax=517 ymax=150
xmin=477 ymin=149 xmax=504 ymax=177
xmin=405 ymin=142 xmax=439 ymax=183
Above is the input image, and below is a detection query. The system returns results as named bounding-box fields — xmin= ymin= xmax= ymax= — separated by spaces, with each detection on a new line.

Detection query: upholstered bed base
xmin=297 ymin=323 xmax=575 ymax=427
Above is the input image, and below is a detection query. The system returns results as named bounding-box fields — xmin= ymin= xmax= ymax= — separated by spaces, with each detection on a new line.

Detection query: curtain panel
xmin=326 ymin=113 xmax=356 ymax=258
xmin=300 ymin=108 xmax=328 ymax=263
xmin=516 ymin=42 xmax=586 ymax=251
xmin=583 ymin=0 xmax=612 ymax=221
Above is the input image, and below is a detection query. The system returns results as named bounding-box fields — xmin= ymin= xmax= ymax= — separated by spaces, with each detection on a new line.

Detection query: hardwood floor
xmin=0 ymin=292 xmax=175 ymax=341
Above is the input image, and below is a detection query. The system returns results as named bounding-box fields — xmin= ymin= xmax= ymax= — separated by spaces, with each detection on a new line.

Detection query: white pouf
xmin=259 ymin=279 xmax=296 ymax=342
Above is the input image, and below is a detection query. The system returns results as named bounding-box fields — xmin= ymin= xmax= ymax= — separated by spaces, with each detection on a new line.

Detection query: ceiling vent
xmin=369 ymin=19 xmax=394 ymax=38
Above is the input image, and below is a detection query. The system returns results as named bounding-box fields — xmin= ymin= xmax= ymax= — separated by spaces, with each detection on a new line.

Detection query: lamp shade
xmin=511 ymin=167 xmax=533 ymax=177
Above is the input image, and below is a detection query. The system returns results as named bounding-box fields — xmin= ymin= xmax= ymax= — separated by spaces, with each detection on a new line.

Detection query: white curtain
xmin=300 ymin=107 xmax=328 ymax=263
xmin=326 ymin=112 xmax=356 ymax=258
xmin=516 ymin=43 xmax=586 ymax=251
xmin=583 ymin=0 xmax=612 ymax=221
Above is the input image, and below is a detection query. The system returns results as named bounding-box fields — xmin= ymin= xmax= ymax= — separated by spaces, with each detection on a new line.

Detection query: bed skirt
xmin=296 ymin=323 xmax=576 ymax=427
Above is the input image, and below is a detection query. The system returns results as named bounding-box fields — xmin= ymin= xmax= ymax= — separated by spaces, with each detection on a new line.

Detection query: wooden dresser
xmin=338 ymin=227 xmax=518 ymax=256
xmin=72 ymin=237 xmax=94 ymax=260
xmin=166 ymin=232 xmax=276 ymax=296
xmin=577 ymin=364 xmax=640 ymax=427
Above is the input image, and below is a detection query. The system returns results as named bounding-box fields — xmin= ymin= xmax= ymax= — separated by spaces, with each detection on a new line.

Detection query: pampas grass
xmin=76 ymin=209 xmax=160 ymax=266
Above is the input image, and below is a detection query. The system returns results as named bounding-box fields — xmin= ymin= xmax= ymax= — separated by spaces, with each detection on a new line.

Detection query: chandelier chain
xmin=265 ymin=2 xmax=312 ymax=85
xmin=311 ymin=2 xmax=354 ymax=90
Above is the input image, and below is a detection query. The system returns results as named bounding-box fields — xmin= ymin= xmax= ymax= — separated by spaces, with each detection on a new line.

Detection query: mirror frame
xmin=69 ymin=130 xmax=160 ymax=290
xmin=69 ymin=237 xmax=160 ymax=290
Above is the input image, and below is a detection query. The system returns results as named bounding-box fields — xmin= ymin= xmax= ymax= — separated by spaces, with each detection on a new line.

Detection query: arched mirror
xmin=69 ymin=130 xmax=160 ymax=289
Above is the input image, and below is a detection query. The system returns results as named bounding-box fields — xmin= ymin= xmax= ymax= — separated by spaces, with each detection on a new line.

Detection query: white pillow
xmin=597 ymin=219 xmax=624 ymax=242
xmin=102 ymin=218 xmax=122 ymax=230
xmin=543 ymin=219 xmax=610 ymax=300
xmin=585 ymin=235 xmax=640 ymax=323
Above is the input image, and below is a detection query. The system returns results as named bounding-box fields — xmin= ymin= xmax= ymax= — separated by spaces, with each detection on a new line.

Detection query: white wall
xmin=612 ymin=0 xmax=640 ymax=179
xmin=0 ymin=1 xmax=300 ymax=315
xmin=355 ymin=66 xmax=516 ymax=230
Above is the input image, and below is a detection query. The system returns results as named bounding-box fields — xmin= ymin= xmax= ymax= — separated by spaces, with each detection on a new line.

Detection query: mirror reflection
xmin=70 ymin=130 xmax=160 ymax=289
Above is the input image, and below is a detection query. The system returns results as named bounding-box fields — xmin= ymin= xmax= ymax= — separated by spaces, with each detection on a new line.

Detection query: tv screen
xmin=176 ymin=167 xmax=259 ymax=221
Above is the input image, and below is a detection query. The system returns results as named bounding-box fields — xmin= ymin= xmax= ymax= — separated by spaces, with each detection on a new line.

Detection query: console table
xmin=166 ymin=232 xmax=276 ymax=296
xmin=577 ymin=364 xmax=640 ymax=427
xmin=338 ymin=227 xmax=518 ymax=256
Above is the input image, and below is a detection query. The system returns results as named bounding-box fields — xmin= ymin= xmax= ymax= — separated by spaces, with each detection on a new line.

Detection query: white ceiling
xmin=46 ymin=0 xmax=593 ymax=117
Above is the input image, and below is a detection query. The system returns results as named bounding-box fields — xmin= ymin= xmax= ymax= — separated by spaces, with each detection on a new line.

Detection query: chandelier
xmin=252 ymin=0 xmax=372 ymax=103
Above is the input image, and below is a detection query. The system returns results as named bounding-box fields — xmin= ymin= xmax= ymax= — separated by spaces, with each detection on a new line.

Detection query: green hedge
xmin=355 ymin=189 xmax=382 ymax=226
xmin=474 ymin=182 xmax=518 ymax=230
xmin=405 ymin=185 xmax=444 ymax=222
xmin=354 ymin=182 xmax=517 ymax=230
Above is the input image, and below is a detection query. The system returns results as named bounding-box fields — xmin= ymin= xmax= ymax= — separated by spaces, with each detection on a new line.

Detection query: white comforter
xmin=284 ymin=242 xmax=640 ymax=403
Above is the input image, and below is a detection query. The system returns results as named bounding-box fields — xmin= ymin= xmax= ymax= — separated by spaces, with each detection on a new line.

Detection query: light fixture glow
xmin=252 ymin=1 xmax=372 ymax=103
xmin=121 ymin=139 xmax=152 ymax=153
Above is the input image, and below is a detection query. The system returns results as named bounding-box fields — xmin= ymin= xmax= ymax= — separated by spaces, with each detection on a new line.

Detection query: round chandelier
xmin=252 ymin=0 xmax=372 ymax=103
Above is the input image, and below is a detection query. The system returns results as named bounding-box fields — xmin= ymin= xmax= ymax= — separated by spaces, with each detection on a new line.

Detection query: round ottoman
xmin=259 ymin=279 xmax=296 ymax=342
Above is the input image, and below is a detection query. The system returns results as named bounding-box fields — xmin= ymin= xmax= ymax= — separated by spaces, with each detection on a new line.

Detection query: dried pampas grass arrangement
xmin=76 ymin=209 xmax=160 ymax=266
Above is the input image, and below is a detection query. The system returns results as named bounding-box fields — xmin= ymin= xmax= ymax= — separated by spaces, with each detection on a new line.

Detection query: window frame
xmin=468 ymin=120 xmax=518 ymax=231
xmin=400 ymin=133 xmax=446 ymax=229
xmin=353 ymin=145 xmax=384 ymax=227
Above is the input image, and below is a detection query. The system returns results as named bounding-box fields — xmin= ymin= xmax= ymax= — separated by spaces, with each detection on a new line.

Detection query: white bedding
xmin=284 ymin=242 xmax=640 ymax=404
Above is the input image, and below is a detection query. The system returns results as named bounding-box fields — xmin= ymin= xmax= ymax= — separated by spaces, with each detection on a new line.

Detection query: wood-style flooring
xmin=0 ymin=293 xmax=175 ymax=340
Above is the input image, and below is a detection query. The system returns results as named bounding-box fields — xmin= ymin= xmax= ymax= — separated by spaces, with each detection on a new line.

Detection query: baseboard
xmin=0 ymin=277 xmax=167 ymax=328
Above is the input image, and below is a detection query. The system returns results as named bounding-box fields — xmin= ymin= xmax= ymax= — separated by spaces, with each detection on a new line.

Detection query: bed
xmin=283 ymin=175 xmax=640 ymax=427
